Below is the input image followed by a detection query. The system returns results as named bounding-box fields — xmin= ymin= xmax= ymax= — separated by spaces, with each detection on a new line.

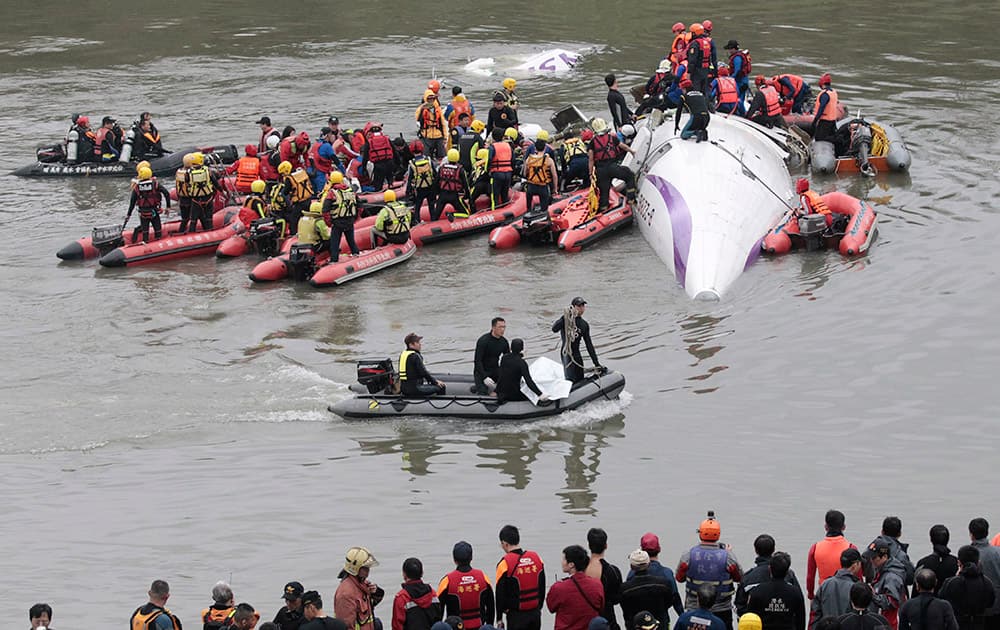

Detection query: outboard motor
xmin=36 ymin=143 xmax=66 ymax=163
xmin=65 ymin=129 xmax=79 ymax=164
xmin=249 ymin=218 xmax=279 ymax=257
xmin=92 ymin=225 xmax=125 ymax=255
xmin=287 ymin=243 xmax=317 ymax=281
xmin=797 ymin=213 xmax=827 ymax=252
xmin=119 ymin=126 xmax=134 ymax=163
xmin=357 ymin=358 xmax=395 ymax=394
xmin=850 ymin=120 xmax=875 ymax=176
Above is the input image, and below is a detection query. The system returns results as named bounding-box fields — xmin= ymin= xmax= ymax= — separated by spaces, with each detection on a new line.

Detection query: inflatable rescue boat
xmin=14 ymin=144 xmax=238 ymax=178
xmin=811 ymin=117 xmax=911 ymax=175
xmin=409 ymin=190 xmax=527 ymax=246
xmin=98 ymin=212 xmax=245 ymax=267
xmin=248 ymin=239 xmax=415 ymax=286
xmin=762 ymin=191 xmax=878 ymax=256
xmin=489 ymin=189 xmax=631 ymax=252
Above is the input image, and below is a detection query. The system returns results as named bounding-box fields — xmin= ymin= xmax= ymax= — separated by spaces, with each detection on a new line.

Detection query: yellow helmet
xmin=190 ymin=151 xmax=205 ymax=166
xmin=182 ymin=153 xmax=195 ymax=167
xmin=470 ymin=119 xmax=486 ymax=133
xmin=135 ymin=160 xmax=151 ymax=174
xmin=447 ymin=148 xmax=460 ymax=163
xmin=309 ymin=201 xmax=323 ymax=214
xmin=278 ymin=160 xmax=293 ymax=175
xmin=537 ymin=129 xmax=550 ymax=142
xmin=502 ymin=77 xmax=517 ymax=91
xmin=504 ymin=127 xmax=519 ymax=140
xmin=250 ymin=179 xmax=266 ymax=194
xmin=738 ymin=614 xmax=762 ymax=630
xmin=476 ymin=148 xmax=489 ymax=161
xmin=137 ymin=166 xmax=153 ymax=180
xmin=344 ymin=546 xmax=379 ymax=576
xmin=383 ymin=190 xmax=397 ymax=203
xmin=591 ymin=118 xmax=609 ymax=133
xmin=329 ymin=171 xmax=344 ymax=184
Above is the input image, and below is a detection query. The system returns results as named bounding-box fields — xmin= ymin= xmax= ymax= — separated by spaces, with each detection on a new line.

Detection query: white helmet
xmin=266 ymin=135 xmax=279 ymax=150
xmin=620 ymin=124 xmax=636 ymax=138
xmin=343 ymin=546 xmax=379 ymax=576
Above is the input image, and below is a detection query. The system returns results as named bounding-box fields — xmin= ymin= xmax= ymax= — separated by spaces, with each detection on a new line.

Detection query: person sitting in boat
xmin=588 ymin=118 xmax=637 ymax=213
xmin=810 ymin=74 xmax=839 ymax=142
xmin=94 ymin=116 xmax=124 ymax=162
xmin=132 ymin=113 xmax=166 ymax=159
xmin=710 ymin=66 xmax=740 ymax=115
xmin=435 ymin=149 xmax=471 ymax=222
xmin=125 ymin=166 xmax=170 ymax=243
xmin=399 ymin=333 xmax=446 ymax=396
xmin=486 ymin=92 xmax=518 ymax=136
xmin=372 ymin=190 xmax=412 ymax=245
xmin=496 ymin=339 xmax=549 ymax=405
xmin=747 ymin=78 xmax=784 ymax=129
xmin=65 ymin=115 xmax=97 ymax=163
xmin=406 ymin=141 xmax=437 ymax=224
xmin=391 ymin=136 xmax=414 ymax=184
xmin=795 ymin=178 xmax=846 ymax=231
xmin=239 ymin=179 xmax=268 ymax=227
xmin=560 ymin=131 xmax=590 ymax=192
xmin=323 ymin=171 xmax=361 ymax=263
xmin=257 ymin=116 xmax=281 ymax=153
xmin=772 ymin=73 xmax=812 ymax=114
xmin=296 ymin=201 xmax=331 ymax=253
xmin=552 ymin=297 xmax=602 ymax=383
xmin=473 ymin=317 xmax=510 ymax=395
xmin=635 ymin=59 xmax=675 ymax=116
xmin=674 ymin=80 xmax=711 ymax=142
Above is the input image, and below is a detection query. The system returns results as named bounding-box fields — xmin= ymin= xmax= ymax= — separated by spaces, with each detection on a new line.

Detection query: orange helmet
xmin=699 ymin=513 xmax=721 ymax=542
xmin=672 ymin=22 xmax=685 ymax=34
xmin=690 ymin=23 xmax=704 ymax=36
xmin=428 ymin=79 xmax=441 ymax=94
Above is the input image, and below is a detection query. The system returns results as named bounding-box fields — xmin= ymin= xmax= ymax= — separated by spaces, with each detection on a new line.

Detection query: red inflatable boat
xmin=98 ymin=212 xmax=246 ymax=267
xmin=762 ymin=191 xmax=878 ymax=256
xmin=249 ymin=238 xmax=414 ymax=286
xmin=489 ymin=189 xmax=631 ymax=252
xmin=409 ymin=190 xmax=527 ymax=247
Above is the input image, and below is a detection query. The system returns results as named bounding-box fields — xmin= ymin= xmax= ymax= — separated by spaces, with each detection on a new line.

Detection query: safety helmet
xmin=796 ymin=178 xmax=810 ymax=194
xmin=755 ymin=75 xmax=767 ymax=87
xmin=278 ymin=160 xmax=293 ymax=176
xmin=266 ymin=135 xmax=280 ymax=150
xmin=504 ymin=127 xmax=519 ymax=141
xmin=309 ymin=201 xmax=323 ymax=215
xmin=738 ymin=614 xmax=762 ymax=630
xmin=702 ymin=19 xmax=713 ymax=32
xmin=191 ymin=152 xmax=205 ymax=166
xmin=383 ymin=190 xmax=396 ymax=203
xmin=537 ymin=129 xmax=550 ymax=142
xmin=428 ymin=79 xmax=441 ymax=94
xmin=672 ymin=22 xmax=685 ymax=33
xmin=245 ymin=144 xmax=258 ymax=157
xmin=135 ymin=160 xmax=151 ymax=174
xmin=250 ymin=179 xmax=266 ymax=194
xmin=447 ymin=148 xmax=460 ymax=163
xmin=690 ymin=23 xmax=704 ymax=35
xmin=502 ymin=77 xmax=517 ymax=91
xmin=295 ymin=131 xmax=310 ymax=150
xmin=819 ymin=73 xmax=832 ymax=87
xmin=329 ymin=171 xmax=344 ymax=185
xmin=699 ymin=515 xmax=721 ymax=542
xmin=137 ymin=166 xmax=153 ymax=180
xmin=77 ymin=115 xmax=90 ymax=127
xmin=410 ymin=140 xmax=424 ymax=154
xmin=471 ymin=119 xmax=486 ymax=133
xmin=718 ymin=66 xmax=731 ymax=77
xmin=591 ymin=118 xmax=608 ymax=133
xmin=657 ymin=59 xmax=671 ymax=73
xmin=182 ymin=153 xmax=195 ymax=167
xmin=580 ymin=128 xmax=595 ymax=142
xmin=424 ymin=89 xmax=436 ymax=102
xmin=476 ymin=148 xmax=489 ymax=161
xmin=620 ymin=124 xmax=636 ymax=138
xmin=344 ymin=547 xmax=379 ymax=576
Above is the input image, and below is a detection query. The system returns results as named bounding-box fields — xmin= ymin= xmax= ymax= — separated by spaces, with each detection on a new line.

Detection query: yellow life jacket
xmin=174 ymin=167 xmax=189 ymax=197
xmin=243 ymin=195 xmax=267 ymax=219
xmin=563 ymin=137 xmax=587 ymax=159
xmin=326 ymin=186 xmax=358 ymax=219
xmin=381 ymin=202 xmax=411 ymax=235
xmin=297 ymin=214 xmax=329 ymax=245
xmin=399 ymin=349 xmax=415 ymax=381
xmin=186 ymin=165 xmax=214 ymax=197
xmin=410 ymin=157 xmax=434 ymax=189
xmin=269 ymin=184 xmax=286 ymax=212
xmin=287 ymin=169 xmax=313 ymax=203
xmin=524 ymin=153 xmax=552 ymax=186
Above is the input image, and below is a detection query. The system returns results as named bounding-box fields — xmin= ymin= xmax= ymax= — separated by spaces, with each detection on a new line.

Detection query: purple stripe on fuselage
xmin=745 ymin=236 xmax=763 ymax=270
xmin=646 ymin=174 xmax=691 ymax=287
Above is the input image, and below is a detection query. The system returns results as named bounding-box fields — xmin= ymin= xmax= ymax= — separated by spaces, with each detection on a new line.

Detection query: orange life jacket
xmin=235 ymin=156 xmax=260 ymax=192
xmin=489 ymin=142 xmax=513 ymax=173
xmin=524 ymin=153 xmax=552 ymax=186
xmin=420 ymin=104 xmax=444 ymax=132
xmin=448 ymin=98 xmax=473 ymax=128
xmin=801 ymin=190 xmax=830 ymax=215
xmin=813 ymin=536 xmax=852 ymax=584
xmin=814 ymin=87 xmax=840 ymax=122
xmin=441 ymin=568 xmax=491 ymax=629
xmin=202 ymin=605 xmax=235 ymax=630
xmin=670 ymin=33 xmax=690 ymax=65
xmin=131 ymin=604 xmax=181 ymax=630
xmin=716 ymin=77 xmax=738 ymax=105
xmin=776 ymin=74 xmax=804 ymax=98
xmin=761 ymin=85 xmax=781 ymax=116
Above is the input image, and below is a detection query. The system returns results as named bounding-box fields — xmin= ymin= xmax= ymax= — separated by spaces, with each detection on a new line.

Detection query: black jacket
xmin=474 ymin=333 xmax=509 ymax=382
xmin=496 ymin=352 xmax=541 ymax=402
xmin=621 ymin=571 xmax=680 ymax=629
xmin=401 ymin=350 xmax=437 ymax=395
xmin=939 ymin=565 xmax=997 ymax=630
xmin=273 ymin=606 xmax=304 ymax=630
xmin=598 ymin=558 xmax=624 ymax=630
xmin=486 ymin=106 xmax=518 ymax=134
xmin=736 ymin=556 xmax=802 ymax=616
xmin=898 ymin=593 xmax=959 ymax=630
xmin=839 ymin=610 xmax=891 ymax=630
xmin=552 ymin=315 xmax=599 ymax=365
xmin=914 ymin=547 xmax=959 ymax=595
xmin=746 ymin=577 xmax=806 ymax=630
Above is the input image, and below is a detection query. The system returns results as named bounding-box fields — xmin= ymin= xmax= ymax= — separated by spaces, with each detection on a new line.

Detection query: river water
xmin=2 ymin=0 xmax=999 ymax=626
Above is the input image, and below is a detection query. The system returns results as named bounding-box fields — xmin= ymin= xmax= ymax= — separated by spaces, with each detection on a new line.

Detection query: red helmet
xmin=295 ymin=131 xmax=310 ymax=149
xmin=718 ymin=66 xmax=730 ymax=77
xmin=702 ymin=20 xmax=713 ymax=32
xmin=410 ymin=140 xmax=424 ymax=154
xmin=819 ymin=73 xmax=832 ymax=86
xmin=245 ymin=144 xmax=257 ymax=157
xmin=428 ymin=79 xmax=441 ymax=94
xmin=580 ymin=129 xmax=594 ymax=142
xmin=77 ymin=115 xmax=89 ymax=127
xmin=755 ymin=75 xmax=767 ymax=87
xmin=672 ymin=22 xmax=685 ymax=33
xmin=796 ymin=178 xmax=810 ymax=194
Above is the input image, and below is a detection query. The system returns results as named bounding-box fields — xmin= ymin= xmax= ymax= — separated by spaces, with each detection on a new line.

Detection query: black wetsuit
xmin=273 ymin=606 xmax=305 ymax=630
xmin=473 ymin=332 xmax=509 ymax=394
xmin=486 ymin=106 xmax=518 ymax=135
xmin=551 ymin=314 xmax=600 ymax=383
xmin=496 ymin=352 xmax=542 ymax=403
xmin=675 ymin=91 xmax=711 ymax=141
xmin=607 ymin=88 xmax=633 ymax=130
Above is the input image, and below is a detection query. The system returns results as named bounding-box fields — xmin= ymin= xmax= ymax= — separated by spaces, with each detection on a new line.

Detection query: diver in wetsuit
xmin=551 ymin=297 xmax=602 ymax=383
xmin=674 ymin=80 xmax=711 ymax=142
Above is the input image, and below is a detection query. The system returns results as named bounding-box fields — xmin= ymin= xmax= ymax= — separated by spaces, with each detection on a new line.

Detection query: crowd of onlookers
xmin=25 ymin=513 xmax=1000 ymax=630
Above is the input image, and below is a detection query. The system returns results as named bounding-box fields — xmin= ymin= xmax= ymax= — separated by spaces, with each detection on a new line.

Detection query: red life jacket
xmin=136 ymin=178 xmax=161 ymax=213
xmin=258 ymin=127 xmax=278 ymax=153
xmin=309 ymin=141 xmax=333 ymax=173
xmin=730 ymin=50 xmax=751 ymax=77
xmin=235 ymin=156 xmax=260 ymax=193
xmin=93 ymin=127 xmax=110 ymax=157
xmin=801 ymin=190 xmax=830 ymax=215
xmin=501 ymin=550 xmax=544 ymax=611
xmin=439 ymin=163 xmax=466 ymax=192
xmin=776 ymin=74 xmax=804 ymax=98
xmin=368 ymin=134 xmax=394 ymax=163
xmin=716 ymin=77 xmax=738 ymax=105
xmin=489 ymin=142 xmax=513 ymax=173
xmin=761 ymin=85 xmax=781 ymax=116
xmin=695 ymin=37 xmax=712 ymax=69
xmin=590 ymin=132 xmax=620 ymax=163
xmin=814 ymin=87 xmax=840 ymax=122
xmin=420 ymin=104 xmax=444 ymax=131
xmin=443 ymin=569 xmax=491 ymax=629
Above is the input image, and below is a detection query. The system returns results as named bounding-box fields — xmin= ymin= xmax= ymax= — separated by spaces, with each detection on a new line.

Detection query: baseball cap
xmin=633 ymin=612 xmax=660 ymax=630
xmin=282 ymin=581 xmax=304 ymax=600
xmin=256 ymin=116 xmax=271 ymax=125
xmin=328 ymin=116 xmax=340 ymax=125
xmin=320 ymin=127 xmax=332 ymax=136
xmin=629 ymin=549 xmax=651 ymax=568
xmin=102 ymin=116 xmax=116 ymax=125
xmin=404 ymin=332 xmax=423 ymax=345
xmin=571 ymin=296 xmax=587 ymax=306
xmin=640 ymin=532 xmax=661 ymax=555
xmin=300 ymin=590 xmax=321 ymax=607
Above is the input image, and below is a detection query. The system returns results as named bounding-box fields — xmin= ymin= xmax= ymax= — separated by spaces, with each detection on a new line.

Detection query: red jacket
xmin=278 ymin=137 xmax=308 ymax=171
xmin=546 ymin=573 xmax=605 ymax=630
xmin=392 ymin=580 xmax=442 ymax=630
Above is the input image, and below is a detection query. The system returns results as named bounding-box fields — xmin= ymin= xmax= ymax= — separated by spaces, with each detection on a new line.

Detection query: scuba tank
xmin=119 ymin=126 xmax=135 ymax=163
xmin=65 ymin=129 xmax=79 ymax=164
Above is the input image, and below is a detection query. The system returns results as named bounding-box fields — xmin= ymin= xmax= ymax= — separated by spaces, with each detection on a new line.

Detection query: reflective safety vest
xmin=814 ymin=87 xmax=840 ymax=122
xmin=801 ymin=190 xmax=830 ymax=215
xmin=419 ymin=104 xmax=444 ymax=132
xmin=590 ymin=132 xmax=620 ymax=163
xmin=136 ymin=178 xmax=162 ymax=211
xmin=381 ymin=202 xmax=411 ymax=235
xmin=202 ymin=606 xmax=235 ymax=630
xmin=131 ymin=604 xmax=182 ymax=630
xmin=235 ymin=156 xmax=260 ymax=192
xmin=286 ymin=170 xmax=313 ymax=203
xmin=776 ymin=74 xmax=804 ymax=98
xmin=686 ymin=545 xmax=734 ymax=597
xmin=326 ymin=186 xmax=358 ymax=219
xmin=524 ymin=153 xmax=552 ymax=186
xmin=716 ymin=77 xmax=738 ymax=105
xmin=760 ymin=85 xmax=781 ymax=116
xmin=500 ymin=549 xmax=544 ymax=611
xmin=174 ymin=167 xmax=189 ymax=198
xmin=368 ymin=134 xmax=394 ymax=163
xmin=489 ymin=142 xmax=513 ymax=173
xmin=448 ymin=98 xmax=473 ymax=128
xmin=730 ymin=49 xmax=752 ymax=78
xmin=442 ymin=568 xmax=491 ymax=629
xmin=242 ymin=195 xmax=267 ymax=219
xmin=563 ymin=137 xmax=587 ymax=160
xmin=502 ymin=88 xmax=519 ymax=109
xmin=410 ymin=157 xmax=435 ymax=189
xmin=297 ymin=213 xmax=330 ymax=245
xmin=269 ymin=183 xmax=286 ymax=212
xmin=399 ymin=349 xmax=416 ymax=381
xmin=186 ymin=165 xmax=214 ymax=198
xmin=439 ymin=163 xmax=466 ymax=192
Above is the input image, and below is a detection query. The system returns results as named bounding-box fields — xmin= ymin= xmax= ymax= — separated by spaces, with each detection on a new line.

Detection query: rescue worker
xmin=361 ymin=125 xmax=396 ymax=191
xmin=487 ymin=131 xmax=515 ymax=205
xmin=668 ymin=23 xmax=689 ymax=71
xmin=899 ymin=570 xmax=959 ymax=630
xmin=806 ymin=510 xmax=856 ymax=600
xmin=745 ymin=553 xmax=806 ymax=630
xmin=468 ymin=149 xmax=491 ymax=208
xmin=914 ymin=525 xmax=959 ymax=595
xmin=522 ymin=138 xmax=559 ymax=217
xmin=449 ymin=112 xmax=472 ymax=153
xmin=675 ymin=585 xmax=727 ymax=630
xmin=636 ymin=59 xmax=675 ymax=116
xmin=438 ymin=541 xmax=496 ymax=630
xmin=810 ymin=74 xmax=840 ymax=142
xmin=674 ymin=79 xmax=711 ymax=142
xmin=504 ymin=126 xmax=526 ymax=176
xmin=259 ymin=134 xmax=281 ymax=182
xmin=747 ymin=78 xmax=784 ymax=129
xmin=445 ymin=86 xmax=476 ymax=133
xmin=501 ymin=77 xmax=520 ymax=110
xmin=257 ymin=116 xmax=281 ymax=153
xmin=546 ymin=545 xmax=605 ymax=630
xmin=458 ymin=120 xmax=485 ymax=174
xmin=406 ymin=141 xmax=437 ymax=222
xmin=399 ymin=333 xmax=446 ymax=396
xmin=279 ymin=131 xmax=311 ymax=172
xmin=495 ymin=339 xmax=546 ymax=402
xmin=496 ymin=525 xmax=546 ymax=630
xmin=329 ymin=116 xmax=359 ymax=162
xmin=226 ymin=144 xmax=262 ymax=194
xmin=277 ymin=160 xmax=314 ymax=235
xmin=203 ymin=582 xmax=236 ymax=630
xmin=710 ymin=67 xmax=740 ymax=115
xmin=473 ymin=317 xmax=509 ymax=395
xmin=773 ymin=74 xmax=812 ymax=114
xmin=309 ymin=127 xmax=342 ymax=193
xmin=125 ymin=166 xmax=170 ymax=242
xmin=621 ymin=549 xmax=683 ymax=630
xmin=552 ymin=297 xmax=602 ymax=383
xmin=665 ymin=59 xmax=691 ymax=110
xmin=130 ymin=580 xmax=182 ymax=630
xmin=796 ymin=179 xmax=842 ymax=228
xmin=175 ymin=153 xmax=193 ymax=232
xmin=230 ymin=604 xmax=260 ymax=630
xmin=66 ymin=115 xmax=96 ymax=163
xmin=392 ymin=137 xmax=415 ymax=183
xmin=297 ymin=201 xmax=331 ymax=254
xmin=334 ymin=547 xmax=385 ymax=630
xmin=239 ymin=179 xmax=268 ymax=227
xmin=323 ymin=171 xmax=360 ymax=262
xmin=701 ymin=20 xmax=718 ymax=79
xmin=434 ymin=149 xmax=470 ymax=222
xmin=300 ymin=592 xmax=347 ymax=630
xmin=723 ymin=41 xmax=752 ymax=109
xmin=392 ymin=558 xmax=443 ymax=630
xmin=735 ymin=535 xmax=802 ymax=617
xmin=588 ymin=118 xmax=637 ymax=213
xmin=486 ymin=93 xmax=518 ymax=135
xmin=182 ymin=151 xmax=221 ymax=234
xmin=560 ymin=132 xmax=590 ymax=192
xmin=427 ymin=79 xmax=441 ymax=96
xmin=810 ymin=548 xmax=864 ymax=629
xmin=685 ymin=24 xmax=712 ymax=94
xmin=675 ymin=513 xmax=743 ymax=630
xmin=134 ymin=118 xmax=166 ymax=159
xmin=274 ymin=582 xmax=305 ymax=630
xmin=840 ymin=582 xmax=891 ymax=630
xmin=606 ymin=73 xmax=634 ymax=130
xmin=94 ymin=116 xmax=123 ymax=162
xmin=416 ymin=90 xmax=449 ymax=161
xmin=373 ymin=190 xmax=412 ymax=245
